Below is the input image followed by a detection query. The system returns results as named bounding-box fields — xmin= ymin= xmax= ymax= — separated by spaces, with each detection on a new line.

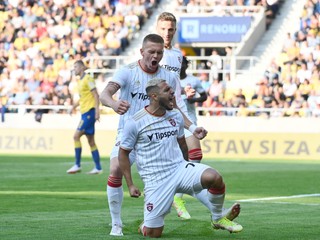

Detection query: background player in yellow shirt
xmin=67 ymin=60 xmax=102 ymax=174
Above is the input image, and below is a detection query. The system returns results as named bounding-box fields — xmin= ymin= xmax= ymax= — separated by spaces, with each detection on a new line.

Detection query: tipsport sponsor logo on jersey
xmin=147 ymin=130 xmax=178 ymax=141
xmin=162 ymin=64 xmax=180 ymax=73
xmin=131 ymin=92 xmax=150 ymax=101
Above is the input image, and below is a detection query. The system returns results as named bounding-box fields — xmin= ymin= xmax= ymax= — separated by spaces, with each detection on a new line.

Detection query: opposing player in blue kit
xmin=67 ymin=60 xmax=102 ymax=175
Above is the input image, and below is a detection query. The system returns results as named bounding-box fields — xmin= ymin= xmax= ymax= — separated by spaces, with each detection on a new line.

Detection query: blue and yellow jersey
xmin=78 ymin=74 xmax=96 ymax=114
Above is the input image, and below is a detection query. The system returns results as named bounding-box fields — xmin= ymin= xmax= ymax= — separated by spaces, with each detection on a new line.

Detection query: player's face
xmin=140 ymin=41 xmax=164 ymax=72
xmin=73 ymin=63 xmax=83 ymax=76
xmin=156 ymin=20 xmax=176 ymax=48
xmin=158 ymin=82 xmax=175 ymax=110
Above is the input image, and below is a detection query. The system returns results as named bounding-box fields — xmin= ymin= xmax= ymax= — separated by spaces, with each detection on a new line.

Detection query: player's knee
xmin=73 ymin=134 xmax=81 ymax=141
xmin=88 ymin=139 xmax=96 ymax=147
xmin=109 ymin=167 xmax=122 ymax=177
xmin=146 ymin=227 xmax=163 ymax=238
xmin=109 ymin=157 xmax=122 ymax=175
xmin=201 ymin=168 xmax=224 ymax=189
xmin=188 ymin=148 xmax=202 ymax=162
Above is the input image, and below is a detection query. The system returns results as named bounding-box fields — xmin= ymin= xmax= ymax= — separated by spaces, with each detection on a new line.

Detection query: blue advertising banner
xmin=178 ymin=16 xmax=252 ymax=43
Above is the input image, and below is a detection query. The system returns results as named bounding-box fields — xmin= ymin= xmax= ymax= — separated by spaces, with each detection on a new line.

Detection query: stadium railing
xmin=1 ymin=48 xmax=315 ymax=119
xmin=3 ymin=55 xmax=275 ymax=118
xmin=83 ymin=55 xmax=260 ymax=81
xmin=174 ymin=5 xmax=263 ymax=16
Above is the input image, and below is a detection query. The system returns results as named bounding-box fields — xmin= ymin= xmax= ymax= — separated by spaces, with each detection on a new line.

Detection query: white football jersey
xmin=111 ymin=61 xmax=177 ymax=130
xmin=160 ymin=47 xmax=182 ymax=76
xmin=121 ymin=108 xmax=185 ymax=188
xmin=160 ymin=47 xmax=191 ymax=121
xmin=180 ymin=74 xmax=206 ymax=124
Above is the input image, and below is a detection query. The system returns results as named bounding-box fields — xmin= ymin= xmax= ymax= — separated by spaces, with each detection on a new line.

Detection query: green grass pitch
xmin=0 ymin=155 xmax=319 ymax=240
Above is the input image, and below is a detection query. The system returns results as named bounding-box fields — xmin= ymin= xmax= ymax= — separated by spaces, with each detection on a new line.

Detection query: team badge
xmin=146 ymin=202 xmax=153 ymax=212
xmin=169 ymin=118 xmax=176 ymax=126
xmin=178 ymin=56 xmax=181 ymax=63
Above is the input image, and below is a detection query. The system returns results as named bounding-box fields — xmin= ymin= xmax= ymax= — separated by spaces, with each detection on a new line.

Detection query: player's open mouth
xmin=151 ymin=60 xmax=157 ymax=66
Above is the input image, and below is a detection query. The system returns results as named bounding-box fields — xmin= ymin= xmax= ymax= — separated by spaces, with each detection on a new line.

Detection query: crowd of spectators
xmin=0 ymin=0 xmax=159 ymax=119
xmin=175 ymin=0 xmax=281 ymax=28
xmin=1 ymin=0 xmax=319 ymax=120
xmin=198 ymin=0 xmax=320 ymax=118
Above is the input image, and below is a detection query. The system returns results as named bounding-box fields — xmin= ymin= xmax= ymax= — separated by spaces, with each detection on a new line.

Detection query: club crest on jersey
xmin=178 ymin=56 xmax=182 ymax=63
xmin=169 ymin=118 xmax=176 ymax=126
xmin=146 ymin=202 xmax=153 ymax=212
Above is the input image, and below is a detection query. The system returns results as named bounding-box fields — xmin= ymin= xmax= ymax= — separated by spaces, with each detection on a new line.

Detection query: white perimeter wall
xmin=1 ymin=114 xmax=319 ymax=161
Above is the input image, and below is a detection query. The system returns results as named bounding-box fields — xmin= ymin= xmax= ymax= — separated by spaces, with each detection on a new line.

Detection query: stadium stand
xmin=0 ymin=0 xmax=160 ymax=115
xmin=1 ymin=0 xmax=319 ymax=119
xmin=243 ymin=0 xmax=320 ymax=117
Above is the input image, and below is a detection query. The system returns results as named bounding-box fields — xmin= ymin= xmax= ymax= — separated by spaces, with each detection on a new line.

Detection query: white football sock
xmin=208 ymin=191 xmax=225 ymax=221
xmin=107 ymin=185 xmax=123 ymax=226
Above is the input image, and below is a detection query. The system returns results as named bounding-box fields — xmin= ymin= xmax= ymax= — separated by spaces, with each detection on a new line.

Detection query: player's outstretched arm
xmin=119 ymin=147 xmax=141 ymax=198
xmin=100 ymin=82 xmax=130 ymax=115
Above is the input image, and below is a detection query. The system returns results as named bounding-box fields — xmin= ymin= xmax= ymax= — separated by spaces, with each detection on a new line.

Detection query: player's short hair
xmin=74 ymin=60 xmax=87 ymax=70
xmin=74 ymin=60 xmax=85 ymax=66
xmin=146 ymin=78 xmax=166 ymax=95
xmin=157 ymin=12 xmax=177 ymax=25
xmin=142 ymin=34 xmax=164 ymax=47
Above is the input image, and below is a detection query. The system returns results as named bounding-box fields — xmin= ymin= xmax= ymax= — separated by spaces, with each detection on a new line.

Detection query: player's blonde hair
xmin=146 ymin=78 xmax=166 ymax=95
xmin=157 ymin=12 xmax=177 ymax=25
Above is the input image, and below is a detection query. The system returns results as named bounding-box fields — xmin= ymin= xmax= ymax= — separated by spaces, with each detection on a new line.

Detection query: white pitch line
xmin=237 ymin=193 xmax=320 ymax=202
xmin=270 ymin=202 xmax=320 ymax=206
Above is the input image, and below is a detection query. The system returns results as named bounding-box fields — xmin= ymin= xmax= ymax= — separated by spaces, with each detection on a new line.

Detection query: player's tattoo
xmin=107 ymin=82 xmax=120 ymax=92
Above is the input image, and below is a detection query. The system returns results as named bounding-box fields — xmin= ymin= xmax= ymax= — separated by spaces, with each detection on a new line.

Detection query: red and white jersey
xmin=160 ymin=47 xmax=190 ymax=121
xmin=121 ymin=108 xmax=185 ymax=188
xmin=180 ymin=74 xmax=206 ymax=125
xmin=111 ymin=61 xmax=177 ymax=130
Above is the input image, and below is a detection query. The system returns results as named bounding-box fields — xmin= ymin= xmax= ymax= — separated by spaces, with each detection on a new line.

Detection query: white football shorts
xmin=143 ymin=161 xmax=210 ymax=228
xmin=110 ymin=130 xmax=136 ymax=165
